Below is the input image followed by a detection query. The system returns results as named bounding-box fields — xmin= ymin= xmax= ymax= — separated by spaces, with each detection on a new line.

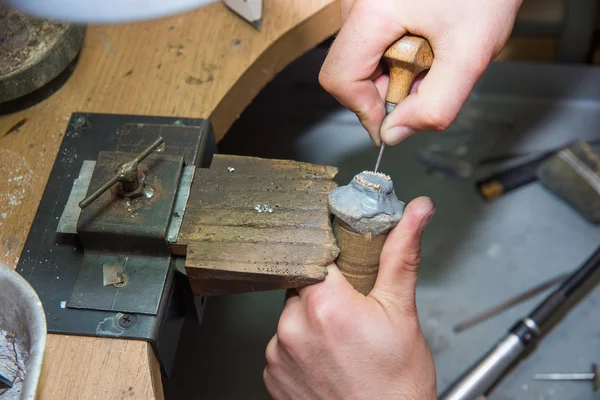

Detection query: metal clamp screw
xmin=79 ymin=137 xmax=164 ymax=209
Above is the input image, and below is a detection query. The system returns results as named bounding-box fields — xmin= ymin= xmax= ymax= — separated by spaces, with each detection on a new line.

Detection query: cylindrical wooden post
xmin=332 ymin=218 xmax=387 ymax=295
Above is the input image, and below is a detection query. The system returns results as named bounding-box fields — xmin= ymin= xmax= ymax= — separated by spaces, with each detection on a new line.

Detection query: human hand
xmin=319 ymin=0 xmax=523 ymax=146
xmin=264 ymin=196 xmax=437 ymax=400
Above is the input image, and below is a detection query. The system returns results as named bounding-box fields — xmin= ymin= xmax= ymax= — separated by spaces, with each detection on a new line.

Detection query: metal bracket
xmin=17 ymin=113 xmax=216 ymax=376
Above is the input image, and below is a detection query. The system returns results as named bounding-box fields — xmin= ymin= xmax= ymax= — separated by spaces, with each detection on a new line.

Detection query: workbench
xmin=0 ymin=0 xmax=593 ymax=398
xmin=0 ymin=1 xmax=338 ymax=398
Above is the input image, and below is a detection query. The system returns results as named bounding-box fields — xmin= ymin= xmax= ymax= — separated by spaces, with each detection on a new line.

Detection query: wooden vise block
xmin=173 ymin=154 xmax=340 ymax=295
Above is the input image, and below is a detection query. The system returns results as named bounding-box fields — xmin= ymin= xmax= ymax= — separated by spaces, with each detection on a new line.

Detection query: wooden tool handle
xmin=383 ymin=35 xmax=433 ymax=105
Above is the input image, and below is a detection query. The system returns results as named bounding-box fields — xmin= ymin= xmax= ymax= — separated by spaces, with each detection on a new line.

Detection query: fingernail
xmin=419 ymin=208 xmax=436 ymax=233
xmin=381 ymin=126 xmax=415 ymax=144
xmin=371 ymin=135 xmax=381 ymax=147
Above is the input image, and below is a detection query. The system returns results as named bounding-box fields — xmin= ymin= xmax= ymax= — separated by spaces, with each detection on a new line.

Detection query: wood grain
xmin=332 ymin=218 xmax=386 ymax=295
xmin=39 ymin=335 xmax=159 ymax=400
xmin=0 ymin=0 xmax=561 ymax=396
xmin=210 ymin=154 xmax=339 ymax=178
xmin=0 ymin=1 xmax=340 ymax=398
xmin=179 ymin=155 xmax=339 ymax=295
xmin=383 ymin=35 xmax=433 ymax=105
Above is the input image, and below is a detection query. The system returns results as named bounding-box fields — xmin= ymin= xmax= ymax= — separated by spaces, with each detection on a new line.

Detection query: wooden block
xmin=210 ymin=154 xmax=339 ymax=179
xmin=179 ymin=225 xmax=335 ymax=246
xmin=191 ymin=189 xmax=328 ymax=210
xmin=177 ymin=155 xmax=339 ymax=295
xmin=191 ymin=171 xmax=337 ymax=193
xmin=186 ymin=261 xmax=328 ymax=281
xmin=187 ymin=241 xmax=338 ymax=266
xmin=182 ymin=208 xmax=331 ymax=229
xmin=190 ymin=276 xmax=322 ymax=296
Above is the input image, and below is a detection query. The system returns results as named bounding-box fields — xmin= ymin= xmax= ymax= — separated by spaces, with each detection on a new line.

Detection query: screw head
xmin=118 ymin=313 xmax=136 ymax=328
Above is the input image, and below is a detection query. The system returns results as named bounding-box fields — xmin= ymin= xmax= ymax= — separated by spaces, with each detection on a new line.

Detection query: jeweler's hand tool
xmin=374 ymin=35 xmax=433 ymax=173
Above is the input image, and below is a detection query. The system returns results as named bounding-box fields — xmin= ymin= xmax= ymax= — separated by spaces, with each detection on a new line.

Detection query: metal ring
xmin=523 ymin=318 xmax=541 ymax=335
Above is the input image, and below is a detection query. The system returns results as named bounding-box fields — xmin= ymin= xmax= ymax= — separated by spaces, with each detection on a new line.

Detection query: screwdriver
xmin=374 ymin=35 xmax=433 ymax=172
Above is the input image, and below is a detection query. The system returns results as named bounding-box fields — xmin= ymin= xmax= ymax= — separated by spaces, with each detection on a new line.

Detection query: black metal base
xmin=16 ymin=112 xmax=216 ymax=376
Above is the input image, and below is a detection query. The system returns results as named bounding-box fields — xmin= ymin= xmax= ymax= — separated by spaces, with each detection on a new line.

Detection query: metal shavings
xmin=227 ymin=167 xmax=235 ymax=172
xmin=361 ymin=170 xmax=391 ymax=181
xmin=353 ymin=174 xmax=381 ymax=191
xmin=254 ymin=204 xmax=273 ymax=213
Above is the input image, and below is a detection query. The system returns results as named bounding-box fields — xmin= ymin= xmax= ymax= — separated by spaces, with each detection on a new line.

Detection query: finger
xmin=373 ymin=71 xmax=389 ymax=102
xmin=297 ymin=263 xmax=353 ymax=300
xmin=370 ymin=197 xmax=436 ymax=311
xmin=341 ymin=0 xmax=354 ymax=24
xmin=284 ymin=289 xmax=299 ymax=304
xmin=263 ymin=366 xmax=288 ymax=400
xmin=319 ymin=1 xmax=406 ymax=145
xmin=380 ymin=42 xmax=490 ymax=145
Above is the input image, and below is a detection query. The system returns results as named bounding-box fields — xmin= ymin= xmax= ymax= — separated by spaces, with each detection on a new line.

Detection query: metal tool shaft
xmin=78 ymin=174 xmax=120 ymax=209
xmin=79 ymin=137 xmax=164 ymax=209
xmin=534 ymin=374 xmax=594 ymax=380
xmin=373 ymin=101 xmax=397 ymax=172
xmin=440 ymin=246 xmax=600 ymax=400
xmin=374 ymin=144 xmax=385 ymax=173
xmin=453 ymin=272 xmax=568 ymax=333
xmin=133 ymin=137 xmax=164 ymax=163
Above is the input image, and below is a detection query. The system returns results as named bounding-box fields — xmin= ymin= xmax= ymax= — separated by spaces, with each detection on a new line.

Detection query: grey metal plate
xmin=117 ymin=123 xmax=205 ymax=167
xmin=167 ymin=166 xmax=195 ymax=243
xmin=77 ymin=152 xmax=183 ymax=252
xmin=56 ymin=160 xmax=95 ymax=235
xmin=68 ymin=252 xmax=170 ymax=315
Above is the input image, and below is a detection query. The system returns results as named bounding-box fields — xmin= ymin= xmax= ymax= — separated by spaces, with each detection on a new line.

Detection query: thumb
xmin=369 ymin=197 xmax=435 ymax=311
xmin=379 ymin=43 xmax=489 ymax=145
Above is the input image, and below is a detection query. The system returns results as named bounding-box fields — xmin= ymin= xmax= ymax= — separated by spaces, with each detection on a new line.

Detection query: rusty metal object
xmin=0 ymin=6 xmax=86 ymax=104
xmin=79 ymin=137 xmax=164 ymax=209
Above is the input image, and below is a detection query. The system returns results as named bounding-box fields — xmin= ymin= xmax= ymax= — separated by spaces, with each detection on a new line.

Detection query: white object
xmin=1 ymin=0 xmax=217 ymax=23
xmin=0 ymin=262 xmax=47 ymax=400
xmin=222 ymin=0 xmax=262 ymax=26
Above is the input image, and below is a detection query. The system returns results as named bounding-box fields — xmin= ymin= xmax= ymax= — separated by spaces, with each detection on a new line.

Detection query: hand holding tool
xmin=331 ymin=35 xmax=433 ymax=295
xmin=374 ymin=35 xmax=434 ymax=172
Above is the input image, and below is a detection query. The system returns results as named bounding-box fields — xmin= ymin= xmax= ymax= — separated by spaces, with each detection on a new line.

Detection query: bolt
xmin=118 ymin=313 xmax=136 ymax=329
xmin=113 ymin=273 xmax=128 ymax=288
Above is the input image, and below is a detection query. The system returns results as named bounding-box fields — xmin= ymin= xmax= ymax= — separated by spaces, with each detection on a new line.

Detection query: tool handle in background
xmin=334 ymin=35 xmax=433 ymax=295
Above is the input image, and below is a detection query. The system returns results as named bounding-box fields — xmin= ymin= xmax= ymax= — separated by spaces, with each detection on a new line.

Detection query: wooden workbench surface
xmin=0 ymin=1 xmax=339 ymax=398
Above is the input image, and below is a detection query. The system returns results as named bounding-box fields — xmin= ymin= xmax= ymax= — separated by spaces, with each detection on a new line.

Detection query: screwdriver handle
xmin=383 ymin=35 xmax=433 ymax=106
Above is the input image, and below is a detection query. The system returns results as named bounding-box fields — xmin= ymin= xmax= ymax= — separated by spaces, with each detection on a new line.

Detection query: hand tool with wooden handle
xmin=374 ymin=34 xmax=434 ymax=173
xmin=333 ymin=35 xmax=433 ymax=295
